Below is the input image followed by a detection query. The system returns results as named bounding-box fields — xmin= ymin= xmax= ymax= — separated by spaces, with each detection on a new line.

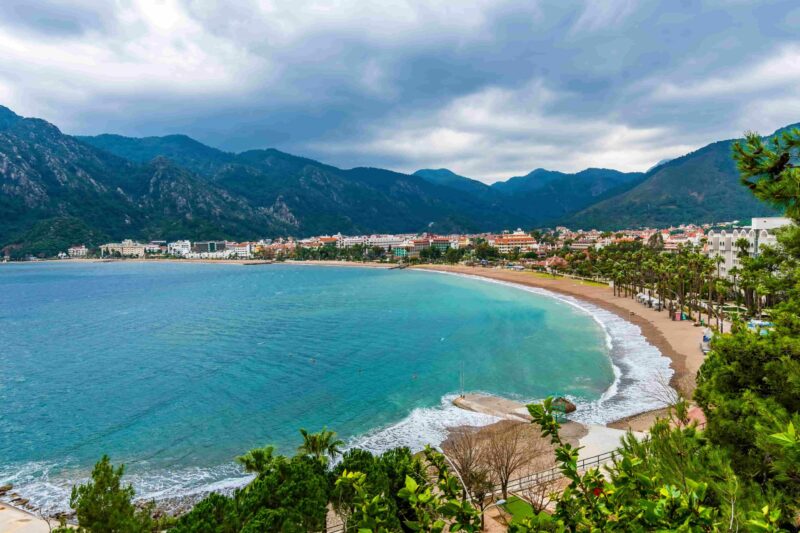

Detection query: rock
xmin=0 ymin=483 xmax=11 ymax=495
xmin=553 ymin=397 xmax=577 ymax=414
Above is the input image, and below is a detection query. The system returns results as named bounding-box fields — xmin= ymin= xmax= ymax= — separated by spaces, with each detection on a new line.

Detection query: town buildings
xmin=70 ymin=217 xmax=790 ymax=266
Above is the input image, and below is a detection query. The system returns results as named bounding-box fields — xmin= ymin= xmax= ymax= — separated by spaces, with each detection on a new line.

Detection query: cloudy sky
xmin=1 ymin=1 xmax=798 ymax=182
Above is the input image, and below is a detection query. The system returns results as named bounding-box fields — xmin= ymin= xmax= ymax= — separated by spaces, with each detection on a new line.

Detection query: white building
xmin=101 ymin=239 xmax=147 ymax=258
xmin=706 ymin=217 xmax=792 ymax=277
xmin=67 ymin=245 xmax=89 ymax=258
xmin=231 ymin=242 xmax=254 ymax=259
xmin=367 ymin=234 xmax=406 ymax=250
xmin=185 ymin=250 xmax=233 ymax=260
xmin=339 ymin=235 xmax=368 ymax=248
xmin=168 ymin=240 xmax=192 ymax=256
xmin=489 ymin=229 xmax=538 ymax=254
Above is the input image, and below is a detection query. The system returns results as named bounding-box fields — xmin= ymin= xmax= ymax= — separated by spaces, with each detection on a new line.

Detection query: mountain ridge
xmin=0 ymin=104 xmax=786 ymax=256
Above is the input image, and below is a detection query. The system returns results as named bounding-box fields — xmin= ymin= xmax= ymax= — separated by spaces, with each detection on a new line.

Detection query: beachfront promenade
xmin=0 ymin=503 xmax=58 ymax=533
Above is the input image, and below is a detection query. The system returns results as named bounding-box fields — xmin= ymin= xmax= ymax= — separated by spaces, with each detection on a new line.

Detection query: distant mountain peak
xmin=413 ymin=168 xmax=491 ymax=194
xmin=0 ymin=105 xmax=23 ymax=130
xmin=647 ymin=159 xmax=672 ymax=173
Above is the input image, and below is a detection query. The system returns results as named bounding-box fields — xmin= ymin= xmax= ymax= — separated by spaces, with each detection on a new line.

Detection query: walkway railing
xmin=504 ymin=449 xmax=617 ymax=494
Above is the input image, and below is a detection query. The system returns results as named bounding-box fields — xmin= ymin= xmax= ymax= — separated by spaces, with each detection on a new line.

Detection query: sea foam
xmin=421 ymin=270 xmax=675 ymax=424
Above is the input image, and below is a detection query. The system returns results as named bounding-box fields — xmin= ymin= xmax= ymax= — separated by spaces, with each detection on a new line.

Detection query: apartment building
xmin=168 ymin=240 xmax=192 ymax=256
xmin=67 ymin=245 xmax=89 ymax=258
xmin=490 ymin=229 xmax=537 ymax=254
xmin=101 ymin=239 xmax=147 ymax=257
xmin=706 ymin=217 xmax=792 ymax=277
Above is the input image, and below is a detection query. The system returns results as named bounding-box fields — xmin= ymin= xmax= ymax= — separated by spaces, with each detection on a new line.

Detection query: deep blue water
xmin=0 ymin=262 xmax=615 ymax=510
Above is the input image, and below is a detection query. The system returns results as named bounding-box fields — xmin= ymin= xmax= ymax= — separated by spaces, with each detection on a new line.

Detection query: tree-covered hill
xmin=564 ymin=133 xmax=789 ymax=230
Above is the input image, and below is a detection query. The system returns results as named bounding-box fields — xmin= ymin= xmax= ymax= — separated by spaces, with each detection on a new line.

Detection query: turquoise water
xmin=0 ymin=262 xmax=617 ymax=510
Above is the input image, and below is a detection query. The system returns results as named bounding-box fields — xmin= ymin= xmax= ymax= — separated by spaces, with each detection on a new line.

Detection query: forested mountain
xmin=413 ymin=168 xmax=493 ymax=196
xmin=564 ymin=134 xmax=787 ymax=229
xmin=80 ymin=134 xmax=526 ymax=237
xmin=78 ymin=133 xmax=233 ymax=176
xmin=0 ymin=106 xmax=525 ymax=256
xmin=0 ymin=106 xmax=292 ymax=256
xmin=0 ymin=103 xmax=785 ymax=256
xmin=491 ymin=168 xmax=647 ymax=222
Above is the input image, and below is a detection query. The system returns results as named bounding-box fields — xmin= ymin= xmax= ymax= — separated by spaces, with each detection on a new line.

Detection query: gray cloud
xmin=0 ymin=0 xmax=114 ymax=37
xmin=0 ymin=0 xmax=797 ymax=182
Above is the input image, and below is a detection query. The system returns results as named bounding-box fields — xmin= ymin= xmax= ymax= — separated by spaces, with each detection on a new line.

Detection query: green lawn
xmin=523 ymin=271 xmax=608 ymax=287
xmin=501 ymin=495 xmax=535 ymax=524
xmin=576 ymin=279 xmax=608 ymax=287
xmin=524 ymin=271 xmax=563 ymax=279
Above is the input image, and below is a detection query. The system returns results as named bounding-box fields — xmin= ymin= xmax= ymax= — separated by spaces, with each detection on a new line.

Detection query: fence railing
xmin=503 ymin=449 xmax=617 ymax=494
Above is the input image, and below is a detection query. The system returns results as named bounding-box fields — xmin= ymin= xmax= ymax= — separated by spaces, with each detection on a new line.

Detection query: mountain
xmin=81 ymin=135 xmax=526 ymax=237
xmin=491 ymin=167 xmax=642 ymax=196
xmin=489 ymin=168 xmax=646 ymax=223
xmin=565 ymin=132 xmax=787 ymax=230
xmin=414 ymin=166 xmax=646 ymax=224
xmin=78 ymin=133 xmax=233 ymax=176
xmin=413 ymin=168 xmax=492 ymax=196
xmin=0 ymin=103 xmax=785 ymax=256
xmin=491 ymin=168 xmax=567 ymax=195
xmin=0 ymin=106 xmax=292 ymax=257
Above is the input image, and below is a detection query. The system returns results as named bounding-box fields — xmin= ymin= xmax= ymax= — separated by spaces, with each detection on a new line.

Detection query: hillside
xmin=82 ymin=135 xmax=526 ymax=237
xmin=0 ymin=106 xmax=293 ymax=257
xmin=413 ymin=168 xmax=493 ymax=196
xmin=492 ymin=168 xmax=646 ymax=223
xmin=566 ymin=136 xmax=783 ymax=230
xmin=78 ymin=133 xmax=234 ymax=176
xmin=413 ymin=167 xmax=647 ymax=224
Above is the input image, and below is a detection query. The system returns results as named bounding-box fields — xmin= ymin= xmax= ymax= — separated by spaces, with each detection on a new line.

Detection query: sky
xmin=1 ymin=1 xmax=799 ymax=183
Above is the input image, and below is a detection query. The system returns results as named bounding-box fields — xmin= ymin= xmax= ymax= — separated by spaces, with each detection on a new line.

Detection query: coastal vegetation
xmin=545 ymin=228 xmax=796 ymax=328
xmin=36 ymin=128 xmax=800 ymax=530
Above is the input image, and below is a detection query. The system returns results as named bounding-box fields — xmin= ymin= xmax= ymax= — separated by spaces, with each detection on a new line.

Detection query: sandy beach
xmin=414 ymin=264 xmax=707 ymax=431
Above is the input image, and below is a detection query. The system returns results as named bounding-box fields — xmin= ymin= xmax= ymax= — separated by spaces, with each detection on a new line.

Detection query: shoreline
xmin=413 ymin=264 xmax=705 ymax=429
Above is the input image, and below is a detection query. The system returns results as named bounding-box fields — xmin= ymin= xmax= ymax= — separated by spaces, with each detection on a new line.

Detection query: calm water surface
xmin=0 ymin=262 xmax=614 ymax=509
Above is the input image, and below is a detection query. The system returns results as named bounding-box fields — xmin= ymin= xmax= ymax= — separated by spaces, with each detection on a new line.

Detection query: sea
xmin=0 ymin=262 xmax=671 ymax=512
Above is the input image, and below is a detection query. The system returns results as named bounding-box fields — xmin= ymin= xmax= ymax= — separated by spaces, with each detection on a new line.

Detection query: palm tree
xmin=298 ymin=427 xmax=344 ymax=463
xmin=735 ymin=237 xmax=751 ymax=260
xmin=236 ymin=445 xmax=277 ymax=477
